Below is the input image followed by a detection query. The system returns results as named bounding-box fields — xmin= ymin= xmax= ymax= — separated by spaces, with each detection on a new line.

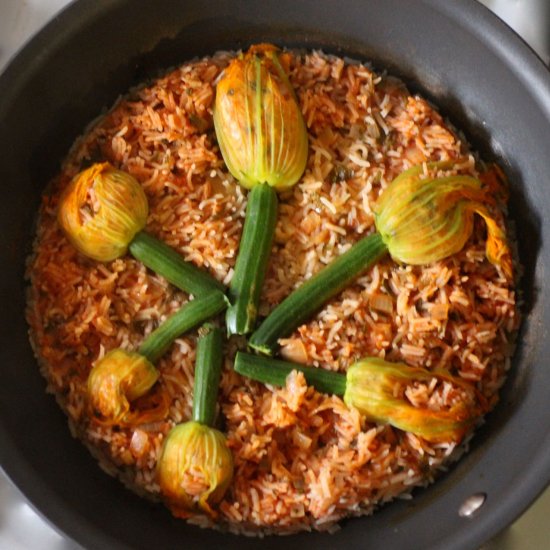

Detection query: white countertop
xmin=0 ymin=0 xmax=549 ymax=548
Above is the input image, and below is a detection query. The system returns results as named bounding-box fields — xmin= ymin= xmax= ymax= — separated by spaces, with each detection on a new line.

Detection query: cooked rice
xmin=26 ymin=50 xmax=519 ymax=534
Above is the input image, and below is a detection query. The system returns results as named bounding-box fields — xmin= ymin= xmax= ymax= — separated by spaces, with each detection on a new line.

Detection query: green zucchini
xmin=138 ymin=291 xmax=227 ymax=364
xmin=249 ymin=232 xmax=388 ymax=354
xmin=234 ymin=351 xmax=347 ymax=396
xmin=129 ymin=231 xmax=226 ymax=298
xmin=226 ymin=184 xmax=278 ymax=335
xmin=192 ymin=323 xmax=223 ymax=426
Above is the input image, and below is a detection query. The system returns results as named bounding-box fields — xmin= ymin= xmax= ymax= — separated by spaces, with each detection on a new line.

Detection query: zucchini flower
xmin=87 ymin=293 xmax=227 ymax=426
xmin=157 ymin=325 xmax=234 ymax=517
xmin=58 ymin=162 xmax=148 ymax=262
xmin=157 ymin=421 xmax=233 ymax=517
xmin=88 ymin=349 xmax=163 ymax=426
xmin=343 ymin=357 xmax=488 ymax=443
xmin=234 ymin=352 xmax=488 ymax=444
xmin=58 ymin=162 xmax=224 ymax=297
xmin=374 ymin=162 xmax=513 ymax=280
xmin=250 ymin=162 xmax=513 ymax=355
xmin=214 ymin=43 xmax=308 ymax=190
xmin=214 ymin=44 xmax=309 ymax=336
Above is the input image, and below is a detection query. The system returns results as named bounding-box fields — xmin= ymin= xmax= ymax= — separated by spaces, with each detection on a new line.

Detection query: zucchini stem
xmin=138 ymin=291 xmax=227 ymax=364
xmin=192 ymin=323 xmax=223 ymax=426
xmin=234 ymin=351 xmax=347 ymax=396
xmin=249 ymin=232 xmax=388 ymax=354
xmin=129 ymin=231 xmax=226 ymax=298
xmin=226 ymin=184 xmax=278 ymax=335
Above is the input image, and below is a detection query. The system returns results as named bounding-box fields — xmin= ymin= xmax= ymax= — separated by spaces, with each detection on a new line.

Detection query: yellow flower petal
xmin=470 ymin=203 xmax=514 ymax=281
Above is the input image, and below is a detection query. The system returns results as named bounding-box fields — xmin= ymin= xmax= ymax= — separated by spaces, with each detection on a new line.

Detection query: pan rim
xmin=1 ymin=1 xmax=550 ymax=549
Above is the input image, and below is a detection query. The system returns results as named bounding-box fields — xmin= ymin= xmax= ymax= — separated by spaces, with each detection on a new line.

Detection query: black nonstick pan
xmin=1 ymin=1 xmax=549 ymax=548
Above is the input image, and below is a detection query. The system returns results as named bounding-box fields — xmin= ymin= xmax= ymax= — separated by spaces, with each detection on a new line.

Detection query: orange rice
xmin=26 ymin=50 xmax=519 ymax=534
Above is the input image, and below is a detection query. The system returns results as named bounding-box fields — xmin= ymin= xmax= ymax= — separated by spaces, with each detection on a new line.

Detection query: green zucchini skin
xmin=226 ymin=184 xmax=278 ymax=336
xmin=192 ymin=323 xmax=223 ymax=427
xmin=129 ymin=231 xmax=226 ymax=298
xmin=234 ymin=351 xmax=347 ymax=396
xmin=249 ymin=232 xmax=388 ymax=354
xmin=138 ymin=291 xmax=227 ymax=364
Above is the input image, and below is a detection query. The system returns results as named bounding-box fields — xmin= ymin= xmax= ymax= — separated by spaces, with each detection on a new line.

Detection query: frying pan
xmin=1 ymin=0 xmax=549 ymax=548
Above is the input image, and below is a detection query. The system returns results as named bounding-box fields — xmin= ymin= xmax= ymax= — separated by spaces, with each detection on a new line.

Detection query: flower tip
xmin=246 ymin=43 xmax=280 ymax=56
xmin=472 ymin=203 xmax=514 ymax=282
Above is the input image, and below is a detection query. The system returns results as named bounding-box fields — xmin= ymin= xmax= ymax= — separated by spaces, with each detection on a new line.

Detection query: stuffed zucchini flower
xmin=158 ymin=324 xmax=234 ymax=517
xmin=250 ymin=162 xmax=513 ymax=354
xmin=87 ymin=293 xmax=227 ymax=426
xmin=214 ymin=44 xmax=308 ymax=335
xmin=235 ymin=352 xmax=488 ymax=444
xmin=58 ymin=162 xmax=224 ymax=297
xmin=374 ymin=162 xmax=513 ymax=278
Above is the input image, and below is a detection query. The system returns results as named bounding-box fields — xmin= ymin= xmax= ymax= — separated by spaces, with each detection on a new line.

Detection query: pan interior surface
xmin=0 ymin=1 xmax=549 ymax=549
